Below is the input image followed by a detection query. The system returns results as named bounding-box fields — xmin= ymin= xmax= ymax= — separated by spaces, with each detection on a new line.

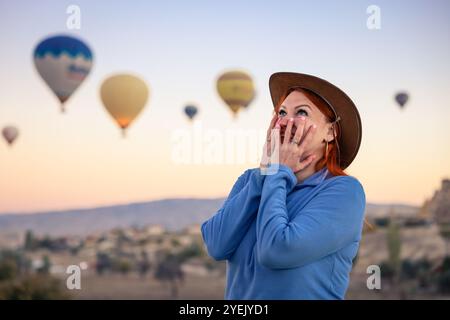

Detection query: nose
xmin=278 ymin=116 xmax=292 ymax=127
xmin=278 ymin=117 xmax=297 ymax=135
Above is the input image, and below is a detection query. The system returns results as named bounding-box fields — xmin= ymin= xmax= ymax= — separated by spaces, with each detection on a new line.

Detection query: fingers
xmin=271 ymin=127 xmax=280 ymax=155
xmin=291 ymin=123 xmax=317 ymax=172
xmin=283 ymin=118 xmax=294 ymax=145
xmin=266 ymin=114 xmax=280 ymax=157
xmin=292 ymin=116 xmax=306 ymax=145
xmin=298 ymin=123 xmax=317 ymax=151
xmin=295 ymin=154 xmax=316 ymax=172
xmin=266 ymin=113 xmax=279 ymax=141
xmin=269 ymin=113 xmax=278 ymax=130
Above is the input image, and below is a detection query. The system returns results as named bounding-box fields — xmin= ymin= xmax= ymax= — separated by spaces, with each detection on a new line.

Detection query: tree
xmin=24 ymin=230 xmax=36 ymax=251
xmin=115 ymin=259 xmax=131 ymax=276
xmin=0 ymin=250 xmax=31 ymax=280
xmin=0 ymin=259 xmax=18 ymax=281
xmin=437 ymin=256 xmax=450 ymax=294
xmin=37 ymin=255 xmax=51 ymax=274
xmin=386 ymin=217 xmax=405 ymax=298
xmin=0 ymin=275 xmax=70 ymax=300
xmin=0 ymin=250 xmax=67 ymax=300
xmin=96 ymin=252 xmax=112 ymax=275
xmin=171 ymin=238 xmax=181 ymax=248
xmin=176 ymin=242 xmax=204 ymax=263
xmin=387 ymin=219 xmax=402 ymax=280
xmin=154 ymin=253 xmax=184 ymax=299
xmin=138 ymin=251 xmax=151 ymax=279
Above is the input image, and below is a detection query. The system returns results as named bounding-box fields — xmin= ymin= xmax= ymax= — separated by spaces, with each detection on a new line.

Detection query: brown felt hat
xmin=269 ymin=72 xmax=362 ymax=169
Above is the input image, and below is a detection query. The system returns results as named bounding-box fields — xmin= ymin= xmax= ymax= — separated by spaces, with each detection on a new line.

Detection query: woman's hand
xmin=278 ymin=117 xmax=317 ymax=174
xmin=259 ymin=112 xmax=279 ymax=170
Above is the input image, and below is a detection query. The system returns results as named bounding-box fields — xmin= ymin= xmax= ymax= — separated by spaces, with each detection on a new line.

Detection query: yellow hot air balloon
xmin=216 ymin=70 xmax=255 ymax=118
xmin=100 ymin=74 xmax=149 ymax=137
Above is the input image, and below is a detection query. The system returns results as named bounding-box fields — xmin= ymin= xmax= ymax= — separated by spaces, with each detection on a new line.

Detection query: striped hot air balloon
xmin=33 ymin=35 xmax=93 ymax=113
xmin=216 ymin=70 xmax=255 ymax=118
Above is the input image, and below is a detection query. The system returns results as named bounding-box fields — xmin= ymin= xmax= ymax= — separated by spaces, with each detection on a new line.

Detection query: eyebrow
xmin=280 ymin=104 xmax=312 ymax=110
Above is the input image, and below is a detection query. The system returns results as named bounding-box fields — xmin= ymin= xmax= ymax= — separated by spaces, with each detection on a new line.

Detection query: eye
xmin=296 ymin=109 xmax=308 ymax=116
xmin=278 ymin=110 xmax=287 ymax=116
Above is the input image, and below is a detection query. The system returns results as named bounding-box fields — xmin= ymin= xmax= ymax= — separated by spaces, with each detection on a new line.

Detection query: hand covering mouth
xmin=280 ymin=129 xmax=297 ymax=139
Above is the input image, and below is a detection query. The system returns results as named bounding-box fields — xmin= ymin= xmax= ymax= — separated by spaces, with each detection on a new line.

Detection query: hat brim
xmin=269 ymin=72 xmax=362 ymax=170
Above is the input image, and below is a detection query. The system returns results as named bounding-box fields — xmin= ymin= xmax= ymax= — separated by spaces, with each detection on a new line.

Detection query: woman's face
xmin=276 ymin=90 xmax=336 ymax=158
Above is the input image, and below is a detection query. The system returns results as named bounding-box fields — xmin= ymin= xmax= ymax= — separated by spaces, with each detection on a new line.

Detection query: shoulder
xmin=315 ymin=175 xmax=367 ymax=229
xmin=320 ymin=174 xmax=366 ymax=209
xmin=326 ymin=174 xmax=365 ymax=194
xmin=238 ymin=167 xmax=259 ymax=183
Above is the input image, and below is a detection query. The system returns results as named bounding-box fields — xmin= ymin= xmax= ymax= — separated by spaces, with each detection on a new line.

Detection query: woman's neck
xmin=294 ymin=159 xmax=321 ymax=184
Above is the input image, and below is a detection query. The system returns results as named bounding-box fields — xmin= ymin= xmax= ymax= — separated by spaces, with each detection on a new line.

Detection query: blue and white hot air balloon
xmin=33 ymin=35 xmax=93 ymax=113
xmin=184 ymin=105 xmax=198 ymax=121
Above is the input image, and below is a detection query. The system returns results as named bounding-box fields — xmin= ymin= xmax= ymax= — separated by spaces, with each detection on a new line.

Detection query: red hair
xmin=275 ymin=87 xmax=347 ymax=177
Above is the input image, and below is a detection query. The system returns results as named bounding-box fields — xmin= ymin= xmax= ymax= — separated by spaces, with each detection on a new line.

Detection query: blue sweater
xmin=201 ymin=164 xmax=366 ymax=300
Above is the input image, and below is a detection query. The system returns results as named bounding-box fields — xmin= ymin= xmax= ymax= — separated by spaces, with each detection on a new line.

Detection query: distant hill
xmin=0 ymin=198 xmax=419 ymax=237
xmin=364 ymin=203 xmax=420 ymax=218
xmin=0 ymin=198 xmax=226 ymax=237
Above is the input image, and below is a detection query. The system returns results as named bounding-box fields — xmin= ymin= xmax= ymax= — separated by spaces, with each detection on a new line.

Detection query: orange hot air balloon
xmin=216 ymin=70 xmax=255 ymax=118
xmin=100 ymin=74 xmax=149 ymax=137
xmin=2 ymin=126 xmax=19 ymax=146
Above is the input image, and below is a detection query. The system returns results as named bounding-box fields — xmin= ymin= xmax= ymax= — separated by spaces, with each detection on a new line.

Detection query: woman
xmin=201 ymin=72 xmax=366 ymax=300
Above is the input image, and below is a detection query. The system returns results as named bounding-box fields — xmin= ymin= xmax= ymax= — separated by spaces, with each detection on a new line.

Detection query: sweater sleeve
xmin=256 ymin=164 xmax=366 ymax=269
xmin=201 ymin=168 xmax=265 ymax=261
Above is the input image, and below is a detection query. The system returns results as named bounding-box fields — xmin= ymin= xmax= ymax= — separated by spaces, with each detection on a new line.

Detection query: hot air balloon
xmin=216 ymin=70 xmax=255 ymax=118
xmin=33 ymin=35 xmax=93 ymax=113
xmin=100 ymin=74 xmax=149 ymax=138
xmin=184 ymin=105 xmax=198 ymax=121
xmin=395 ymin=92 xmax=409 ymax=109
xmin=2 ymin=126 xmax=19 ymax=146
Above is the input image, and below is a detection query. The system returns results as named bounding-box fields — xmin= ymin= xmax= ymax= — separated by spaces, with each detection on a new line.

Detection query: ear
xmin=325 ymin=123 xmax=337 ymax=143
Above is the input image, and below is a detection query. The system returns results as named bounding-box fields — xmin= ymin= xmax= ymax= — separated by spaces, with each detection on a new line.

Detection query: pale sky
xmin=0 ymin=0 xmax=449 ymax=213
